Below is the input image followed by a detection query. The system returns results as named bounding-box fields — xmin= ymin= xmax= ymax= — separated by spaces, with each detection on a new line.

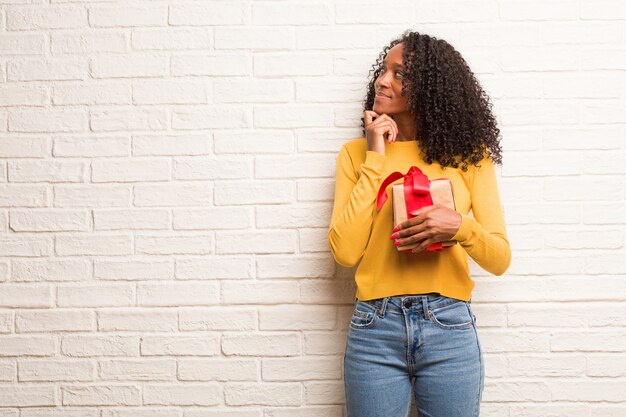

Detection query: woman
xmin=327 ymin=31 xmax=511 ymax=417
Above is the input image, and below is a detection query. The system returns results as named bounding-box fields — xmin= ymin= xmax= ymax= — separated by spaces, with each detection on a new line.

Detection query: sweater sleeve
xmin=327 ymin=145 xmax=386 ymax=267
xmin=450 ymin=156 xmax=512 ymax=276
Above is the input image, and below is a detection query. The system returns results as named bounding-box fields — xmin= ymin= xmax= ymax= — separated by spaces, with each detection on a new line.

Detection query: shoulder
xmin=342 ymin=137 xmax=367 ymax=154
xmin=339 ymin=137 xmax=368 ymax=163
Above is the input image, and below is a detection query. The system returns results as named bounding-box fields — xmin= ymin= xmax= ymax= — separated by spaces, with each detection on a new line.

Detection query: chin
xmin=373 ymin=104 xmax=391 ymax=114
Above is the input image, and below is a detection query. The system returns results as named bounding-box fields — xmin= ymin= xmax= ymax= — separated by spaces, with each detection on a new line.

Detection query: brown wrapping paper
xmin=392 ymin=179 xmax=458 ymax=251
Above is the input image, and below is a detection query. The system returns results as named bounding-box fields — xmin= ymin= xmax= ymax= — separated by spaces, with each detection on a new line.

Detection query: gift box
xmin=376 ymin=166 xmax=458 ymax=252
xmin=392 ymin=180 xmax=457 ymax=251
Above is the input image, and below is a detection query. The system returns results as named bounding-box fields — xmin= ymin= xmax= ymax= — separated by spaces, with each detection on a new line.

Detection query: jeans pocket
xmin=349 ymin=300 xmax=378 ymax=329
xmin=429 ymin=300 xmax=474 ymax=330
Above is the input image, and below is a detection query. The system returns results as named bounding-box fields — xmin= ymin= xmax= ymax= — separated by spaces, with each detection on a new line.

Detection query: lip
xmin=375 ymin=93 xmax=391 ymax=100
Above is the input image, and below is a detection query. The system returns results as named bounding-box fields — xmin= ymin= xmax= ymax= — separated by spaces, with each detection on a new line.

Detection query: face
xmin=373 ymin=42 xmax=409 ymax=116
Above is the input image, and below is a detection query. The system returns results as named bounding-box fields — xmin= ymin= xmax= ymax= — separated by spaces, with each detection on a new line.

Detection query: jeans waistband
xmin=356 ymin=293 xmax=470 ymax=318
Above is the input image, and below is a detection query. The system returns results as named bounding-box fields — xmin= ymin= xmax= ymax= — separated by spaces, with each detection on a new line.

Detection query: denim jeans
xmin=343 ymin=293 xmax=484 ymax=417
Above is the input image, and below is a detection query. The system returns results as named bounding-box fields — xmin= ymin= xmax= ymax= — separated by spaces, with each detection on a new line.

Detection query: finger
xmin=409 ymin=204 xmax=436 ymax=217
xmin=411 ymin=240 xmax=431 ymax=253
xmin=384 ymin=115 xmax=397 ymax=141
xmin=363 ymin=110 xmax=376 ymax=125
xmin=393 ymin=225 xmax=427 ymax=247
xmin=375 ymin=122 xmax=395 ymax=142
xmin=393 ymin=119 xmax=399 ymax=141
xmin=386 ymin=124 xmax=395 ymax=143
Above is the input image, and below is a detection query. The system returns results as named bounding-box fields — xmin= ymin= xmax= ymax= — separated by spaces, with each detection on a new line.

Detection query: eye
xmin=380 ymin=67 xmax=403 ymax=78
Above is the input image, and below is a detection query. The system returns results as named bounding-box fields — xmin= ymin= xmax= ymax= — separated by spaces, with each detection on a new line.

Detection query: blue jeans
xmin=343 ymin=293 xmax=484 ymax=417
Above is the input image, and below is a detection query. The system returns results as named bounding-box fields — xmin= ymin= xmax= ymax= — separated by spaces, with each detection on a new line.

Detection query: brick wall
xmin=1 ymin=1 xmax=625 ymax=416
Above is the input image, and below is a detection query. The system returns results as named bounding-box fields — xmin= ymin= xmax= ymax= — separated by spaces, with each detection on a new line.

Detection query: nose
xmin=375 ymin=69 xmax=392 ymax=89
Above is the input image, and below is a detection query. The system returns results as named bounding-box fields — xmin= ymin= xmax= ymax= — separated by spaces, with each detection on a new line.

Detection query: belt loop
xmin=421 ymin=295 xmax=429 ymax=318
xmin=377 ymin=297 xmax=389 ymax=318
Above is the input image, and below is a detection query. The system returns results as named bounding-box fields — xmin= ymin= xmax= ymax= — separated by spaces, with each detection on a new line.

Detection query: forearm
xmin=328 ymin=150 xmax=386 ymax=267
xmin=452 ymin=212 xmax=511 ymax=276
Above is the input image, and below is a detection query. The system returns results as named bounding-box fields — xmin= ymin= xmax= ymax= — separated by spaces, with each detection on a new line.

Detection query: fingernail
xmin=394 ymin=241 xmax=401 ymax=246
xmin=390 ymin=233 xmax=397 ymax=239
xmin=393 ymin=226 xmax=398 ymax=232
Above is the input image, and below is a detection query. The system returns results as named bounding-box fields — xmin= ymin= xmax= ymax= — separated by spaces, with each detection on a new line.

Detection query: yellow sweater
xmin=327 ymin=138 xmax=511 ymax=302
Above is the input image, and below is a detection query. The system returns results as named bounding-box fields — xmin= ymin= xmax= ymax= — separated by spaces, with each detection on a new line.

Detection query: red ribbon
xmin=376 ymin=166 xmax=443 ymax=252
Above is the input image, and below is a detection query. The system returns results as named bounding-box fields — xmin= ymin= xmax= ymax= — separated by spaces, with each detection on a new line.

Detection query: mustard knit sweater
xmin=328 ymin=138 xmax=511 ymax=302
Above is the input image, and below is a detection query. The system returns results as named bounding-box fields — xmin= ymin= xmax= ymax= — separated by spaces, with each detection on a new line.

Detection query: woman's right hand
xmin=364 ymin=110 xmax=399 ymax=155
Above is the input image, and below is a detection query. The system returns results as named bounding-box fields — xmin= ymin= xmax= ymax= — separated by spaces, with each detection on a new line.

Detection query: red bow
xmin=376 ymin=166 xmax=443 ymax=252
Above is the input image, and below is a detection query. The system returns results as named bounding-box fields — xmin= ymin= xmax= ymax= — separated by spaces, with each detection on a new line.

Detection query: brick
xmin=0 ymin=136 xmax=49 ymax=157
xmin=57 ymin=284 xmax=134 ymax=307
xmin=222 ymin=281 xmax=299 ymax=304
xmin=175 ymin=257 xmax=253 ymax=280
xmin=91 ymin=159 xmax=169 ymax=182
xmin=134 ymin=183 xmax=212 ymax=207
xmin=90 ymin=55 xmax=167 ymax=78
xmin=0 ymin=237 xmax=52 ymax=257
xmin=62 ymin=384 xmax=140 ymax=406
xmin=254 ymin=155 xmax=335 ymax=178
xmin=16 ymin=310 xmax=94 ymax=332
xmin=9 ymin=209 xmax=89 ymax=231
xmin=53 ymin=136 xmax=130 ymax=158
xmin=179 ymin=308 xmax=257 ymax=331
xmin=224 ymin=383 xmax=300 ymax=406
xmin=143 ymin=384 xmax=221 ymax=406
xmin=140 ymin=335 xmax=219 ymax=356
xmin=215 ymin=231 xmax=295 ymax=254
xmin=8 ymin=160 xmax=84 ymax=182
xmin=6 ymin=57 xmax=89 ymax=82
xmin=0 ymin=385 xmax=55 ymax=406
xmin=221 ymin=333 xmax=300 ymax=356
xmin=177 ymin=358 xmax=257 ymax=381
xmin=52 ymin=32 xmax=127 ymax=54
xmin=135 ymin=234 xmax=213 ymax=255
xmin=56 ymin=234 xmax=132 ymax=256
xmin=0 ymin=86 xmax=48 ymax=106
xmin=214 ymin=181 xmax=293 ymax=205
xmin=93 ymin=209 xmax=169 ymax=230
xmin=54 ymin=185 xmax=131 ymax=208
xmin=88 ymin=6 xmax=167 ymax=28
xmin=98 ymin=359 xmax=175 ymax=381
xmin=132 ymin=28 xmax=211 ymax=51
xmin=53 ymin=83 xmax=130 ymax=106
xmin=90 ymin=108 xmax=168 ymax=131
xmin=0 ymin=336 xmax=55 ymax=357
xmin=7 ymin=6 xmax=86 ymax=30
xmin=172 ymin=207 xmax=252 ymax=231
xmin=18 ymin=359 xmax=94 ymax=382
xmin=98 ymin=309 xmax=177 ymax=332
xmin=132 ymin=134 xmax=211 ymax=156
xmin=0 ymin=185 xmax=47 ymax=207
xmin=0 ymin=285 xmax=52 ymax=308
xmin=169 ymin=3 xmax=244 ymax=26
xmin=132 ymin=80 xmax=208 ymax=105
xmin=137 ymin=282 xmax=219 ymax=306
xmin=95 ymin=259 xmax=173 ymax=281
xmin=61 ymin=335 xmax=139 ymax=357
xmin=173 ymin=157 xmax=250 ymax=180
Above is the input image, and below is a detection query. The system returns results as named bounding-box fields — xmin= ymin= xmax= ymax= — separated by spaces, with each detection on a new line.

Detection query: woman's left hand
xmin=390 ymin=204 xmax=462 ymax=253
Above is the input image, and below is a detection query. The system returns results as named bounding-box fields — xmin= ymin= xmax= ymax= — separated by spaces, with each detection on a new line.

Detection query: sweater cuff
xmin=451 ymin=212 xmax=475 ymax=243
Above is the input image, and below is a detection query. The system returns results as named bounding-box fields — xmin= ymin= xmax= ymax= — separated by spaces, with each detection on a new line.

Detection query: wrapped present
xmin=376 ymin=166 xmax=458 ymax=252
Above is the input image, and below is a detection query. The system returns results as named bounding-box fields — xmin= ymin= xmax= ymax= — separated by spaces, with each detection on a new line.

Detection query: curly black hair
xmin=361 ymin=30 xmax=503 ymax=172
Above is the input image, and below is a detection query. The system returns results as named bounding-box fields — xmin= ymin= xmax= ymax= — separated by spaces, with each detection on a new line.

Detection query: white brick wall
xmin=0 ymin=1 xmax=625 ymax=416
